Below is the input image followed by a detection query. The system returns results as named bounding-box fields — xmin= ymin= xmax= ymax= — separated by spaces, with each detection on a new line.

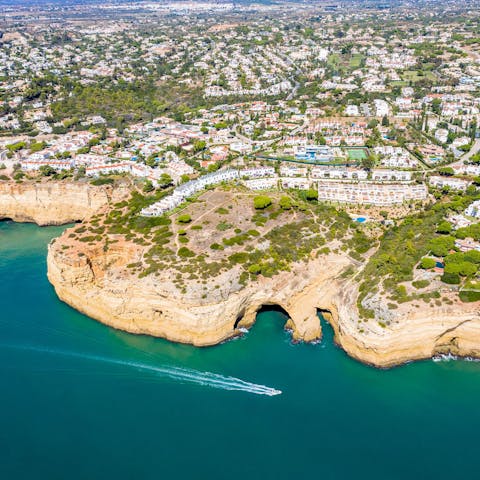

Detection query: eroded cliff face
xmin=330 ymin=290 xmax=480 ymax=368
xmin=0 ymin=181 xmax=130 ymax=225
xmin=47 ymin=232 xmax=352 ymax=346
xmin=47 ymin=228 xmax=480 ymax=368
xmin=7 ymin=179 xmax=479 ymax=368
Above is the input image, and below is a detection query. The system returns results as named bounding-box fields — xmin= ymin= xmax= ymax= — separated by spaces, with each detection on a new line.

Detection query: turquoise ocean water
xmin=1 ymin=221 xmax=480 ymax=480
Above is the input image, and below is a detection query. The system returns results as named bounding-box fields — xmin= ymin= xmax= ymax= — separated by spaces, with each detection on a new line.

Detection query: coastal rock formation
xmin=4 ymin=179 xmax=479 ymax=368
xmin=47 ymin=230 xmax=480 ymax=368
xmin=47 ymin=233 xmax=351 ymax=346
xmin=331 ymin=292 xmax=480 ymax=368
xmin=0 ymin=181 xmax=130 ymax=225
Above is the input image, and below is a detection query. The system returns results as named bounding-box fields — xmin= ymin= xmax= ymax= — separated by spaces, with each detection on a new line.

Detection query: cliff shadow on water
xmin=317 ymin=309 xmax=336 ymax=344
xmin=236 ymin=304 xmax=336 ymax=347
xmin=235 ymin=304 xmax=291 ymax=330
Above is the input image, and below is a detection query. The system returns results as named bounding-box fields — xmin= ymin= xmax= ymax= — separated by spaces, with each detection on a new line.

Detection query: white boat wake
xmin=1 ymin=344 xmax=282 ymax=396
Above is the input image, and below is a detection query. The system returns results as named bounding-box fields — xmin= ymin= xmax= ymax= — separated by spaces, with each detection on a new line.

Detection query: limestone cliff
xmin=0 ymin=181 xmax=130 ymax=225
xmin=47 ymin=233 xmax=350 ymax=346
xmin=47 ymin=231 xmax=480 ymax=367
xmin=4 ymin=178 xmax=479 ymax=368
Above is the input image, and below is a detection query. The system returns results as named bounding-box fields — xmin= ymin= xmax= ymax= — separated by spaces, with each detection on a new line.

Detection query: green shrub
xmin=305 ymin=188 xmax=318 ymax=201
xmin=253 ymin=195 xmax=272 ymax=209
xmin=90 ymin=176 xmax=114 ymax=186
xmin=248 ymin=264 xmax=262 ymax=274
xmin=445 ymin=261 xmax=477 ymax=277
xmin=441 ymin=272 xmax=461 ymax=284
xmin=177 ymin=214 xmax=192 ymax=224
xmin=178 ymin=247 xmax=195 ymax=258
xmin=420 ymin=257 xmax=436 ymax=269
xmin=216 ymin=221 xmax=232 ymax=231
xmin=412 ymin=280 xmax=430 ymax=289
xmin=464 ymin=250 xmax=480 ymax=264
xmin=459 ymin=290 xmax=480 ymax=302
xmin=279 ymin=196 xmax=293 ymax=210
xmin=228 ymin=252 xmax=249 ymax=264
xmin=436 ymin=221 xmax=452 ymax=234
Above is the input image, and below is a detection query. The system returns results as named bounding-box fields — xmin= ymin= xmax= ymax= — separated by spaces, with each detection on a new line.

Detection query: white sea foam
xmin=1 ymin=344 xmax=282 ymax=396
xmin=432 ymin=353 xmax=458 ymax=362
xmin=433 ymin=354 xmax=480 ymax=363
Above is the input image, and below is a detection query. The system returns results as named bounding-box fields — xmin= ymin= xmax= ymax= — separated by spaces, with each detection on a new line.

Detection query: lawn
xmin=349 ymin=54 xmax=364 ymax=68
xmin=401 ymin=70 xmax=436 ymax=83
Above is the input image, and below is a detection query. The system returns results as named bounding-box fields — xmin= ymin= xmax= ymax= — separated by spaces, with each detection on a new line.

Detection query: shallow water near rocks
xmin=1 ymin=221 xmax=480 ymax=480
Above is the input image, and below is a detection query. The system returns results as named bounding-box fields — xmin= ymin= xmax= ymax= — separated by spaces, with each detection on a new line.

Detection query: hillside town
xmin=0 ymin=0 xmax=479 ymax=242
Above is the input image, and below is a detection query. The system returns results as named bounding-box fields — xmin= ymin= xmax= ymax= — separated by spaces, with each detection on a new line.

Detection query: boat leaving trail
xmin=1 ymin=344 xmax=282 ymax=397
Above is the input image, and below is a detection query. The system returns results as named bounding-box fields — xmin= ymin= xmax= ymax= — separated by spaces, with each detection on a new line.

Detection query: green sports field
xmin=346 ymin=148 xmax=368 ymax=160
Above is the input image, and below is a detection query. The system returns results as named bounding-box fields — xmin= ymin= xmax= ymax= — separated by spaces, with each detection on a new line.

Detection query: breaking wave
xmin=1 ymin=344 xmax=282 ymax=396
xmin=433 ymin=354 xmax=480 ymax=363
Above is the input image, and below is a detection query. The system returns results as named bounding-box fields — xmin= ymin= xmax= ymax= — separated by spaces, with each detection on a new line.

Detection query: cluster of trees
xmin=420 ymin=210 xmax=480 ymax=285
xmin=358 ymin=189 xmax=480 ymax=312
xmin=6 ymin=141 xmax=26 ymax=153
xmin=50 ymin=77 xmax=207 ymax=128
xmin=253 ymin=189 xmax=318 ymax=211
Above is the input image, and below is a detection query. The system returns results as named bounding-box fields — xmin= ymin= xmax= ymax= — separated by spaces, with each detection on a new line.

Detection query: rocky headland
xmin=1 ymin=179 xmax=479 ymax=368
xmin=46 ymin=230 xmax=480 ymax=368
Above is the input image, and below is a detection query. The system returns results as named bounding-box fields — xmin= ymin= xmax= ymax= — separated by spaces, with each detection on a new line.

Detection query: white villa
xmin=428 ymin=176 xmax=471 ymax=191
xmin=465 ymin=200 xmax=480 ymax=219
xmin=281 ymin=177 xmax=311 ymax=190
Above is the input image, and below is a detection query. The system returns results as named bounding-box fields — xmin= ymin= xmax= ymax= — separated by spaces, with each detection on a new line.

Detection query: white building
xmin=374 ymin=99 xmax=390 ymax=117
xmin=345 ymin=105 xmax=360 ymax=116
xmin=141 ymin=169 xmax=240 ymax=217
xmin=311 ymin=167 xmax=368 ymax=181
xmin=86 ymin=163 xmax=132 ymax=176
xmin=435 ymin=129 xmax=448 ymax=144
xmin=317 ymin=181 xmax=427 ymax=206
xmin=465 ymin=200 xmax=480 ymax=219
xmin=244 ymin=177 xmax=278 ymax=190
xmin=241 ymin=167 xmax=275 ymax=178
xmin=280 ymin=165 xmax=309 ymax=177
xmin=429 ymin=176 xmax=471 ymax=191
xmin=371 ymin=170 xmax=412 ymax=182
xmin=281 ymin=177 xmax=311 ymax=190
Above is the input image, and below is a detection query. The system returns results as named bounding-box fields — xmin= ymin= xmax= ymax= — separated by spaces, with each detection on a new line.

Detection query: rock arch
xmin=233 ymin=301 xmax=324 ymax=342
